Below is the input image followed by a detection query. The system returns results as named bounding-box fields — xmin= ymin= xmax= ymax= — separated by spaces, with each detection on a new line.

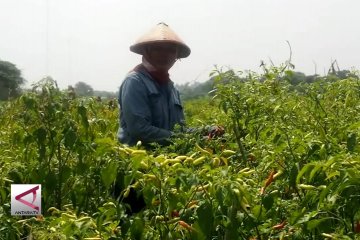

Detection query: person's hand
xmin=207 ymin=125 xmax=225 ymax=139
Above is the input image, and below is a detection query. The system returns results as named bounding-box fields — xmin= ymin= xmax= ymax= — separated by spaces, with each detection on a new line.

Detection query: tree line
xmin=1 ymin=58 xmax=358 ymax=102
xmin=0 ymin=59 xmax=117 ymax=101
xmin=177 ymin=68 xmax=359 ymax=100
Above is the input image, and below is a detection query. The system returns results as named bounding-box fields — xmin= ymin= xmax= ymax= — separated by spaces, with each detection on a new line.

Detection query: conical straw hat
xmin=130 ymin=22 xmax=191 ymax=58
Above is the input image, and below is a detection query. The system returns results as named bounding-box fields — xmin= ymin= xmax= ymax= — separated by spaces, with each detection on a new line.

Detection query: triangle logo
xmin=15 ymin=185 xmax=40 ymax=211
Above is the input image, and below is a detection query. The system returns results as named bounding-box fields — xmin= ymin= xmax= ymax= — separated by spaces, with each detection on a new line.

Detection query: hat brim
xmin=130 ymin=40 xmax=191 ymax=59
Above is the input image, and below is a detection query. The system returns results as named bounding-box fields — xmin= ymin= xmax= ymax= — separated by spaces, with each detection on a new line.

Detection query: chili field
xmin=1 ymin=68 xmax=360 ymax=239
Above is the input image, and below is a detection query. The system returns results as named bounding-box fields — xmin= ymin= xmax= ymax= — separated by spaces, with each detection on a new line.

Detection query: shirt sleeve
xmin=120 ymin=75 xmax=172 ymax=144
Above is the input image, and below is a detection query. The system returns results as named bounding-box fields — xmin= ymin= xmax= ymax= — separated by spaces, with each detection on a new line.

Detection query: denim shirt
xmin=117 ymin=69 xmax=185 ymax=146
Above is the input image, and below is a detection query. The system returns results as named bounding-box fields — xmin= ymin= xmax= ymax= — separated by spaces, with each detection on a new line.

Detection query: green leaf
xmin=325 ymin=171 xmax=339 ymax=180
xmin=289 ymin=164 xmax=298 ymax=188
xmin=45 ymin=172 xmax=57 ymax=192
xmin=22 ymin=96 xmax=36 ymax=110
xmin=8 ymin=169 xmax=23 ymax=183
xmin=196 ymin=201 xmax=214 ymax=238
xmin=273 ymin=105 xmax=281 ymax=113
xmin=307 ymin=143 xmax=320 ymax=157
xmin=191 ymin=222 xmax=206 ymax=240
xmin=70 ymin=191 xmax=77 ymax=208
xmin=306 ymin=218 xmax=331 ymax=231
xmin=0 ymin=189 xmax=7 ymax=203
xmin=64 ymin=128 xmax=77 ymax=149
xmin=252 ymin=205 xmax=266 ymax=221
xmin=289 ymin=207 xmax=306 ymax=225
xmin=262 ymin=194 xmax=274 ymax=210
xmin=30 ymin=168 xmax=46 ymax=183
xmin=94 ymin=137 xmax=116 ymax=155
xmin=318 ymin=183 xmax=333 ymax=206
xmin=77 ymin=105 xmax=89 ymax=129
xmin=167 ymin=190 xmax=179 ymax=210
xmin=34 ymin=127 xmax=47 ymax=144
xmin=347 ymin=132 xmax=357 ymax=152
xmin=296 ymin=163 xmax=315 ymax=184
xmin=272 ymin=134 xmax=281 ymax=144
xmin=60 ymin=166 xmax=72 ymax=183
xmin=101 ymin=161 xmax=118 ymax=188
xmin=309 ymin=164 xmax=323 ymax=183
xmin=130 ymin=217 xmax=144 ymax=240
xmin=130 ymin=155 xmax=143 ymax=170
xmin=221 ymin=101 xmax=228 ymax=114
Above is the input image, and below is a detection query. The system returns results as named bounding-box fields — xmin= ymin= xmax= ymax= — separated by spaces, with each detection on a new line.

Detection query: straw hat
xmin=130 ymin=22 xmax=191 ymax=58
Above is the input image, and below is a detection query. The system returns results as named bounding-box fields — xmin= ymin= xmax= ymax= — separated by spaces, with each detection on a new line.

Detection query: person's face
xmin=144 ymin=43 xmax=178 ymax=71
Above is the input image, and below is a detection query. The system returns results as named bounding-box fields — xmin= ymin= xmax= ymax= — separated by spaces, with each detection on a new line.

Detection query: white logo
xmin=11 ymin=184 xmax=41 ymax=216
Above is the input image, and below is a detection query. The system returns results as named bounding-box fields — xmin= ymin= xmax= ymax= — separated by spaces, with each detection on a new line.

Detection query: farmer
xmin=117 ymin=22 xmax=191 ymax=146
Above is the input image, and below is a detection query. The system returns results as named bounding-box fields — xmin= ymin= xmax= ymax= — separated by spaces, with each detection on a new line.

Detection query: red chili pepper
xmin=355 ymin=220 xmax=360 ymax=233
xmin=272 ymin=220 xmax=286 ymax=230
xmin=261 ymin=170 xmax=276 ymax=195
xmin=171 ymin=210 xmax=180 ymax=218
xmin=265 ymin=170 xmax=276 ymax=188
xmin=178 ymin=220 xmax=194 ymax=231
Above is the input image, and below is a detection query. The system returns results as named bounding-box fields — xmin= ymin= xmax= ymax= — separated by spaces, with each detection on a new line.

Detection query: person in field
xmin=115 ymin=23 xmax=224 ymax=215
xmin=117 ymin=22 xmax=190 ymax=146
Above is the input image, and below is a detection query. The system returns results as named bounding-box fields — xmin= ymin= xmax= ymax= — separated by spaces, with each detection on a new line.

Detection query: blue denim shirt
xmin=117 ymin=68 xmax=185 ymax=146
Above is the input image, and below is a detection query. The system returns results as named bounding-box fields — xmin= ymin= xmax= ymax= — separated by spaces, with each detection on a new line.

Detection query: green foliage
xmin=74 ymin=81 xmax=94 ymax=96
xmin=177 ymin=79 xmax=216 ymax=100
xmin=0 ymin=59 xmax=25 ymax=100
xmin=1 ymin=67 xmax=360 ymax=239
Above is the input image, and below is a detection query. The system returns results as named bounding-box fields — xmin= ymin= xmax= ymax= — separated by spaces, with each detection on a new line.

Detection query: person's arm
xmin=120 ymin=76 xmax=172 ymax=144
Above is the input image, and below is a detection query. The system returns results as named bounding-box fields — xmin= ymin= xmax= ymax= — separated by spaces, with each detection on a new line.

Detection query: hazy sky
xmin=1 ymin=0 xmax=359 ymax=92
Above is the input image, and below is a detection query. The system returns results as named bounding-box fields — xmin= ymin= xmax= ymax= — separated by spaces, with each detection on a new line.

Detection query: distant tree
xmin=0 ymin=60 xmax=25 ymax=100
xmin=284 ymin=71 xmax=306 ymax=85
xmin=74 ymin=81 xmax=94 ymax=96
xmin=178 ymin=79 xmax=215 ymax=100
xmin=305 ymin=74 xmax=320 ymax=83
xmin=326 ymin=60 xmax=358 ymax=80
xmin=93 ymin=90 xmax=117 ymax=99
xmin=330 ymin=70 xmax=358 ymax=80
